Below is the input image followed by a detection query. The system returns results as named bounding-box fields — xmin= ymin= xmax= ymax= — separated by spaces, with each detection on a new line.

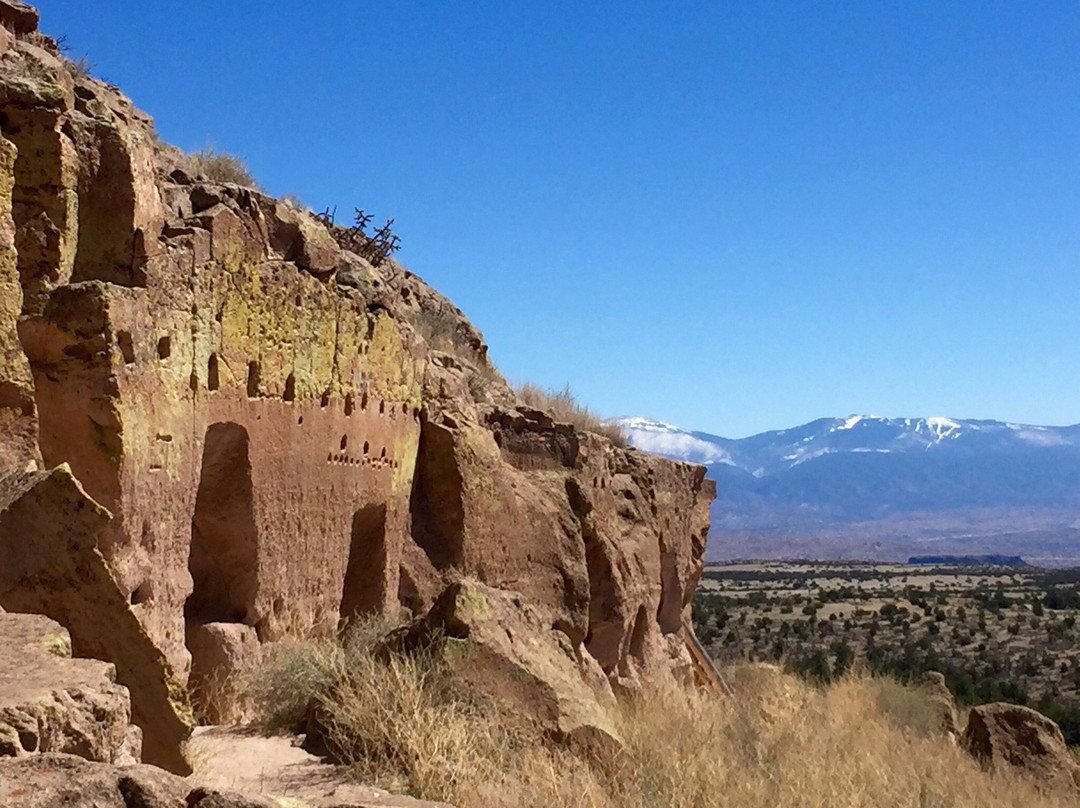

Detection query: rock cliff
xmin=0 ymin=0 xmax=714 ymax=775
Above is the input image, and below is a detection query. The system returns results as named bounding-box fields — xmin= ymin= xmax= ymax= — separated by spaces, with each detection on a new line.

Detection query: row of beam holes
xmin=592 ymin=476 xmax=607 ymax=490
xmin=200 ymin=356 xmax=419 ymax=432
xmin=231 ymin=356 xmax=418 ymax=435
xmin=327 ymin=438 xmax=397 ymax=469
xmin=120 ymin=331 xmax=172 ymax=366
xmin=199 ymin=350 xmax=409 ymax=469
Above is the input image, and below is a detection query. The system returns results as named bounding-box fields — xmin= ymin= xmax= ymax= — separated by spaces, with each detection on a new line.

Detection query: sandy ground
xmin=187 ymin=725 xmax=453 ymax=807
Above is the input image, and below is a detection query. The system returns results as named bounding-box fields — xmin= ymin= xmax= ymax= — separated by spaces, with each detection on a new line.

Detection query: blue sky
xmin=38 ymin=1 xmax=1080 ymax=437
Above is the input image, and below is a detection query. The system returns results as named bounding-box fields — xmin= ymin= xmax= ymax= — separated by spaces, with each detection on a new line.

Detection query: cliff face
xmin=0 ymin=1 xmax=715 ymax=773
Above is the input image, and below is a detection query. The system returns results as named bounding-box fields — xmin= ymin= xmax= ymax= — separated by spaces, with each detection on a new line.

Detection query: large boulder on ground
xmin=962 ymin=702 xmax=1080 ymax=793
xmin=0 ymin=753 xmax=188 ymax=808
xmin=0 ymin=466 xmax=194 ymax=772
xmin=916 ymin=671 xmax=959 ymax=738
xmin=185 ymin=622 xmax=261 ymax=725
xmin=406 ymin=579 xmax=621 ymax=757
xmin=0 ymin=611 xmax=140 ymax=763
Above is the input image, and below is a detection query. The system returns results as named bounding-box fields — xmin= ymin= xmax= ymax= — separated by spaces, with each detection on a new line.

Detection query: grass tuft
xmin=185 ymin=146 xmax=262 ymax=189
xmin=514 ymin=382 xmax=627 ymax=446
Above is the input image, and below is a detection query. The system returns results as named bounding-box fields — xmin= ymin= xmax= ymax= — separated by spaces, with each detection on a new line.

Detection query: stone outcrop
xmin=916 ymin=671 xmax=959 ymax=739
xmin=0 ymin=611 xmax=140 ymax=763
xmin=0 ymin=1 xmax=715 ymax=778
xmin=962 ymin=702 xmax=1080 ymax=793
xmin=0 ymin=466 xmax=193 ymax=772
xmin=401 ymin=580 xmax=621 ymax=756
xmin=185 ymin=622 xmax=261 ymax=725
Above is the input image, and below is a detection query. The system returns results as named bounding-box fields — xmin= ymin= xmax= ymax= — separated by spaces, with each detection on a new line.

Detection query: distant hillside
xmin=617 ymin=415 xmax=1080 ymax=566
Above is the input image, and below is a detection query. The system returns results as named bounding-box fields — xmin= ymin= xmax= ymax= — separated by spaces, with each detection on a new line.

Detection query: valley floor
xmin=695 ymin=560 xmax=1080 ymax=743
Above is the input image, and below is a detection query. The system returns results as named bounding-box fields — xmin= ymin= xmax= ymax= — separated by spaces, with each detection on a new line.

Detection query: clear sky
xmin=37 ymin=1 xmax=1080 ymax=438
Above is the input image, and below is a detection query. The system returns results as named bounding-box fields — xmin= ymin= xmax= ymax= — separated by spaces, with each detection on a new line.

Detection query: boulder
xmin=407 ymin=580 xmax=621 ymax=758
xmin=916 ymin=671 xmax=959 ymax=738
xmin=186 ymin=622 xmax=261 ymax=725
xmin=0 ymin=611 xmax=140 ymax=763
xmin=294 ymin=211 xmax=341 ymax=276
xmin=962 ymin=702 xmax=1080 ymax=793
xmin=0 ymin=753 xmax=189 ymax=808
xmin=0 ymin=466 xmax=194 ymax=773
xmin=262 ymin=197 xmax=341 ymax=277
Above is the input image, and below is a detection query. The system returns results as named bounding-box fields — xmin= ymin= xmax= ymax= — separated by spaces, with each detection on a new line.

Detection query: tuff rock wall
xmin=0 ymin=1 xmax=715 ymax=773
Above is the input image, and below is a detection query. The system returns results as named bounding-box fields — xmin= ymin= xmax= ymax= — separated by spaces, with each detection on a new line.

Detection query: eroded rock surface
xmin=0 ymin=751 xmax=455 ymax=808
xmin=0 ymin=1 xmax=715 ymax=779
xmin=0 ymin=466 xmax=193 ymax=772
xmin=404 ymin=580 xmax=621 ymax=756
xmin=962 ymin=702 xmax=1080 ymax=793
xmin=0 ymin=753 xmax=188 ymax=808
xmin=0 ymin=611 xmax=139 ymax=763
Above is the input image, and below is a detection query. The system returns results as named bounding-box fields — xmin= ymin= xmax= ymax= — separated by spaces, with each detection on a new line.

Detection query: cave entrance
xmin=185 ymin=422 xmax=258 ymax=626
xmin=339 ymin=503 xmax=388 ymax=624
xmin=407 ymin=418 xmax=464 ymax=570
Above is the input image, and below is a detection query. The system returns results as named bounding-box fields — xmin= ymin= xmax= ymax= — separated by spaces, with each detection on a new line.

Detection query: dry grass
xmin=515 ymin=382 xmax=627 ymax=446
xmin=245 ymin=624 xmax=1077 ymax=807
xmin=65 ymin=54 xmax=95 ymax=79
xmin=246 ymin=622 xmax=527 ymax=801
xmin=864 ymin=673 xmax=946 ymax=738
xmin=604 ymin=670 xmax=1075 ymax=808
xmin=185 ymin=146 xmax=261 ymax=188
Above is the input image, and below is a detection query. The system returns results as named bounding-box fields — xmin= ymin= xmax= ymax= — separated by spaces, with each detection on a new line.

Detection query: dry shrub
xmin=188 ymin=664 xmax=252 ymax=726
xmin=245 ymin=630 xmax=1076 ymax=808
xmin=865 ymin=673 xmax=946 ymax=737
xmin=279 ymin=192 xmax=308 ymax=210
xmin=185 ymin=146 xmax=261 ymax=189
xmin=245 ymin=637 xmax=339 ymax=733
xmin=514 ymin=382 xmax=627 ymax=446
xmin=244 ymin=620 xmax=607 ymax=805
xmin=65 ymin=55 xmax=94 ymax=79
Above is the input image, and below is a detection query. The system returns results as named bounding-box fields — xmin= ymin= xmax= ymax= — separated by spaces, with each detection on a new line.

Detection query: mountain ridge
xmin=618 ymin=414 xmax=1080 ymax=477
xmin=616 ymin=414 xmax=1080 ymax=565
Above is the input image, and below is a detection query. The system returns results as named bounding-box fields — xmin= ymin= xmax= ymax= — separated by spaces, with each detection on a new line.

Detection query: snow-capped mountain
xmin=619 ymin=414 xmax=1080 ymax=480
xmin=616 ymin=415 xmax=1080 ymax=559
xmin=615 ymin=416 xmax=737 ymax=466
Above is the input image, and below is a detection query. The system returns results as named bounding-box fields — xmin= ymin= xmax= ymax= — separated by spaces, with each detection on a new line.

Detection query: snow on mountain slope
xmin=618 ymin=417 xmax=736 ymax=465
xmin=614 ymin=415 xmax=1080 ymax=562
xmin=615 ymin=414 xmax=1080 ymax=476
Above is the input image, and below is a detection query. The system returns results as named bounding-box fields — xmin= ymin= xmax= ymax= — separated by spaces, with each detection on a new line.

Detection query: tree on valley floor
xmin=792 ymin=649 xmax=833 ymax=683
xmin=831 ymin=640 xmax=855 ymax=676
